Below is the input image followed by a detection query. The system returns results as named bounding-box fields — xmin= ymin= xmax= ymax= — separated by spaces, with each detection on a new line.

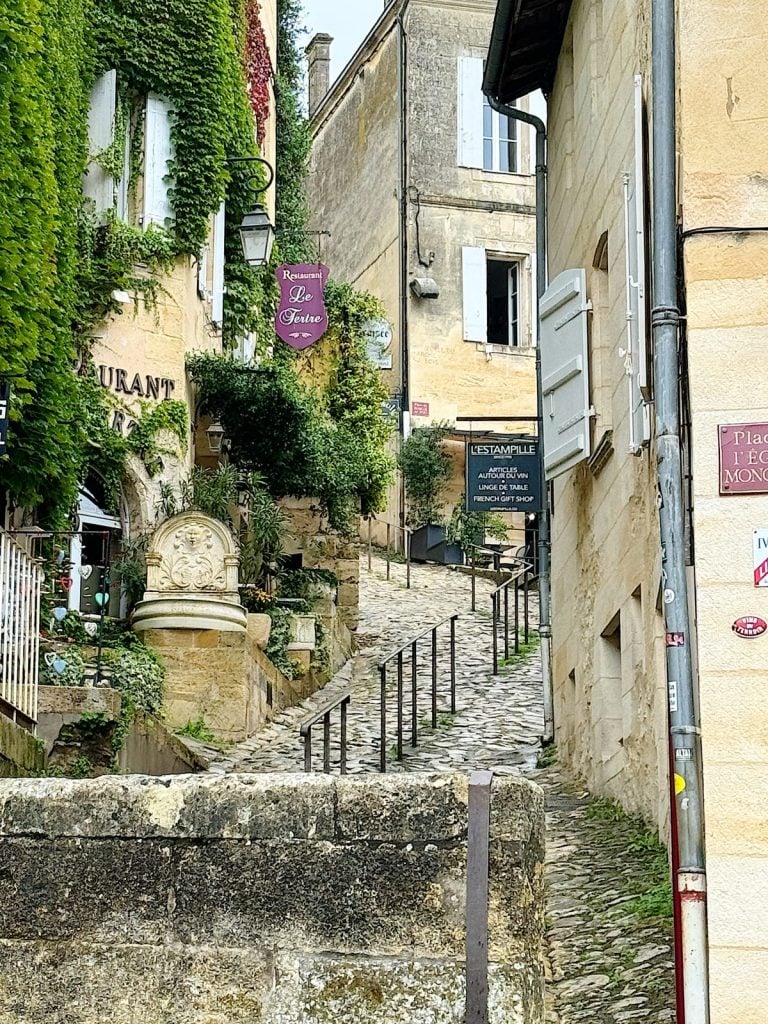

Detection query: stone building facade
xmin=306 ymin=0 xmax=540 ymax=544
xmin=487 ymin=0 xmax=768 ymax=1018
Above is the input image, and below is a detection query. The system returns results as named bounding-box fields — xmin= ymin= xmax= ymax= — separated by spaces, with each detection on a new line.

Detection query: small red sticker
xmin=733 ymin=616 xmax=767 ymax=639
xmin=666 ymin=632 xmax=685 ymax=647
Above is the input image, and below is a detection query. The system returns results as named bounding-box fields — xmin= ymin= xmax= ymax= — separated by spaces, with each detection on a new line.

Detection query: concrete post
xmin=306 ymin=34 xmax=334 ymax=119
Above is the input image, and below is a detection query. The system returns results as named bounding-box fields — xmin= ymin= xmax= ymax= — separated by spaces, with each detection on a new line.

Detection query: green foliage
xmin=103 ymin=639 xmax=165 ymax=715
xmin=188 ymin=326 xmax=394 ymax=533
xmin=277 ymin=567 xmax=338 ymax=602
xmin=177 ymin=717 xmax=216 ymax=743
xmin=536 ymin=742 xmax=558 ymax=769
xmin=39 ymin=647 xmax=87 ymax=687
xmin=399 ymin=423 xmax=453 ymax=527
xmin=239 ymin=480 xmax=290 ymax=588
xmin=265 ymin=605 xmax=300 ymax=679
xmin=275 ymin=0 xmax=313 ymax=264
xmin=0 ymin=0 xmax=92 ymax=522
xmin=446 ymin=496 xmax=511 ymax=553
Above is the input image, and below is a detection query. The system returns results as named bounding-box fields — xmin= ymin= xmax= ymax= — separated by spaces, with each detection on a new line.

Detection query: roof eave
xmin=484 ymin=0 xmax=574 ymax=105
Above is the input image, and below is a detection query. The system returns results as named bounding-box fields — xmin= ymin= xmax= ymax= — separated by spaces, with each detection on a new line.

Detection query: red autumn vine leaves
xmin=245 ymin=0 xmax=273 ymax=143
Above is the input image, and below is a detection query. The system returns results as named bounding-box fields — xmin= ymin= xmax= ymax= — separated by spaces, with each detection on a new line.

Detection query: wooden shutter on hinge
xmin=624 ymin=74 xmax=651 ymax=454
xmin=143 ymin=94 xmax=174 ymax=228
xmin=462 ymin=246 xmax=487 ymax=343
xmin=84 ymin=70 xmax=117 ymax=216
xmin=458 ymin=57 xmax=484 ymax=169
xmin=540 ymin=268 xmax=592 ymax=478
xmin=211 ymin=202 xmax=226 ymax=328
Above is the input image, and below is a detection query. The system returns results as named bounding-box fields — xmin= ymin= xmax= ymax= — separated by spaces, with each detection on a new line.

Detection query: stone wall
xmin=0 ymin=773 xmax=545 ymax=1023
xmin=282 ymin=497 xmax=361 ymax=630
xmin=544 ymin=0 xmax=669 ymax=832
xmin=0 ymin=717 xmax=45 ymax=778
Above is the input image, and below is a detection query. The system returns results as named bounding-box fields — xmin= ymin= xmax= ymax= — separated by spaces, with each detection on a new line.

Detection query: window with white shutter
xmin=623 ymin=74 xmax=651 ymax=455
xmin=84 ymin=70 xmax=117 ymax=216
xmin=462 ymin=246 xmax=487 ymax=342
xmin=457 ymin=57 xmax=484 ymax=169
xmin=540 ymin=268 xmax=593 ymax=478
xmin=211 ymin=202 xmax=226 ymax=328
xmin=143 ymin=94 xmax=175 ymax=228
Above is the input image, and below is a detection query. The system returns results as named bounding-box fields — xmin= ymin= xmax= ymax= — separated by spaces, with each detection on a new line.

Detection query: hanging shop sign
xmin=275 ymin=263 xmax=330 ymax=350
xmin=719 ymin=423 xmax=768 ymax=495
xmin=732 ymin=615 xmax=768 ymax=639
xmin=362 ymin=318 xmax=394 ymax=370
xmin=0 ymin=381 xmax=10 ymax=456
xmin=466 ymin=439 xmax=542 ymax=513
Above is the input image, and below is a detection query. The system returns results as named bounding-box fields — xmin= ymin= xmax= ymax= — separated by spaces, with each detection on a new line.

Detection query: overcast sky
xmin=300 ymin=0 xmax=384 ymax=86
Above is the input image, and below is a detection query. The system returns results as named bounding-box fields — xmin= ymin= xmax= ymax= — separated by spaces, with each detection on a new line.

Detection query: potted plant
xmin=399 ymin=424 xmax=463 ymax=565
xmin=447 ymin=498 xmax=511 ymax=562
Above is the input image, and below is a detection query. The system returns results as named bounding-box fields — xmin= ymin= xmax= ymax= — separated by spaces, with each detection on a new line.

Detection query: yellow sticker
xmin=675 ymin=774 xmax=686 ymax=795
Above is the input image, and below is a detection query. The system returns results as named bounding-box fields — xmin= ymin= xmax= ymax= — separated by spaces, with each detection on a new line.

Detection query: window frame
xmin=482 ymin=95 xmax=519 ymax=174
xmin=486 ymin=256 xmax=522 ymax=347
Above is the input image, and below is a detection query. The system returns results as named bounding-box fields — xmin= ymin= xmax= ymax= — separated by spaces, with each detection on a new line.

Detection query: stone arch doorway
xmin=68 ymin=471 xmax=126 ymax=618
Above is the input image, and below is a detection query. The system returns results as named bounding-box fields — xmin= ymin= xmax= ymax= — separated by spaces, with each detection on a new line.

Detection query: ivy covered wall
xmin=0 ymin=0 xmax=274 ymax=523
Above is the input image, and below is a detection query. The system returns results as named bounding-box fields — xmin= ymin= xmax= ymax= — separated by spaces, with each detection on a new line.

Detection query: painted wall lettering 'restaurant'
xmin=98 ymin=365 xmax=177 ymax=400
xmin=719 ymin=423 xmax=768 ymax=494
xmin=275 ymin=263 xmax=329 ymax=350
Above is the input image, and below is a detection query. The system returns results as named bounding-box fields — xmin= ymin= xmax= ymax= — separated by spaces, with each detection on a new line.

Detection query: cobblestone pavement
xmin=199 ymin=555 xmax=675 ymax=1024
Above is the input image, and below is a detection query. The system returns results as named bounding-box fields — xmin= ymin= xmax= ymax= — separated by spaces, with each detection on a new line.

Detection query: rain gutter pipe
xmin=651 ymin=0 xmax=710 ymax=1018
xmin=484 ymin=92 xmax=554 ymax=746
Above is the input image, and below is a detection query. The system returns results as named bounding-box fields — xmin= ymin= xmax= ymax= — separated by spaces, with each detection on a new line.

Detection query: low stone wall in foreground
xmin=0 ymin=772 xmax=545 ymax=1023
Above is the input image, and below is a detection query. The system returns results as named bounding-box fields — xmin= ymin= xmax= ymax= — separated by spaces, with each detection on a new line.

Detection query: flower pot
xmin=287 ymin=613 xmax=316 ymax=652
xmin=410 ymin=524 xmax=464 ymax=566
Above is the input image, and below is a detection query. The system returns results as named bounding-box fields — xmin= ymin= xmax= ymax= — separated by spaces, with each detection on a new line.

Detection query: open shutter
xmin=462 ymin=246 xmax=487 ymax=342
xmin=143 ymin=94 xmax=174 ymax=228
xmin=211 ymin=202 xmax=226 ymax=328
xmin=115 ymin=117 xmax=131 ymax=222
xmin=458 ymin=57 xmax=484 ymax=168
xmin=540 ymin=268 xmax=592 ymax=478
xmin=624 ymin=74 xmax=651 ymax=454
xmin=197 ymin=245 xmax=209 ymax=301
xmin=84 ymin=70 xmax=117 ymax=215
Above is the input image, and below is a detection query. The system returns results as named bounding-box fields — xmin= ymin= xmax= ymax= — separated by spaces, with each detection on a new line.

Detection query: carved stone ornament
xmin=133 ymin=512 xmax=246 ymax=633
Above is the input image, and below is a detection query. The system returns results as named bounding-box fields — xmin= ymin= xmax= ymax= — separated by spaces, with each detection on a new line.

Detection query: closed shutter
xmin=529 ymin=252 xmax=538 ymax=346
xmin=197 ymin=245 xmax=209 ymax=301
xmin=211 ymin=202 xmax=226 ymax=328
xmin=624 ymin=74 xmax=651 ymax=454
xmin=458 ymin=57 xmax=483 ymax=169
xmin=540 ymin=268 xmax=592 ymax=478
xmin=462 ymin=246 xmax=487 ymax=342
xmin=143 ymin=94 xmax=175 ymax=228
xmin=84 ymin=70 xmax=117 ymax=216
xmin=116 ymin=115 xmax=131 ymax=221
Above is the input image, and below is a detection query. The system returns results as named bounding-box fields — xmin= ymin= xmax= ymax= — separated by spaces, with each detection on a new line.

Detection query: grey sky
xmin=300 ymin=0 xmax=384 ymax=86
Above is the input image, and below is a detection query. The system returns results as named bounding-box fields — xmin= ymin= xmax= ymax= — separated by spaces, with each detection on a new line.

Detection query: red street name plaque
xmin=719 ymin=423 xmax=768 ymax=494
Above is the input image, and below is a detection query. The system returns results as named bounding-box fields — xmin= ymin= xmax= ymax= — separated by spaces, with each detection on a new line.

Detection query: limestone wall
xmin=0 ymin=717 xmax=45 ymax=779
xmin=0 ymin=773 xmax=545 ymax=1024
xmin=678 ymin=1 xmax=768 ymax=1018
xmin=544 ymin=0 xmax=668 ymax=830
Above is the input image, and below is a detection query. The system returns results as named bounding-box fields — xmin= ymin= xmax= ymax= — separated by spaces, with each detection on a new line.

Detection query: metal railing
xmin=490 ymin=559 xmax=534 ymax=676
xmin=0 ymin=528 xmax=43 ymax=726
xmin=378 ymin=613 xmax=458 ymax=772
xmin=366 ymin=518 xmax=412 ymax=588
xmin=300 ymin=692 xmax=351 ymax=774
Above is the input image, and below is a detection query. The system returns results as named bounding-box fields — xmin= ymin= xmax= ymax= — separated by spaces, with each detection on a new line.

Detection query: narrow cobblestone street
xmin=199 ymin=556 xmax=675 ymax=1023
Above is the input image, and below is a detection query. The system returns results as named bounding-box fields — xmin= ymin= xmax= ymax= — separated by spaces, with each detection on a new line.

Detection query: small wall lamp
xmin=227 ymin=157 xmax=276 ymax=268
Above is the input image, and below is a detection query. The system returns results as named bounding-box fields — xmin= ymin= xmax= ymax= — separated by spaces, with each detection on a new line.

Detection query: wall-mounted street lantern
xmin=206 ymin=421 xmax=225 ymax=454
xmin=227 ymin=156 xmax=276 ymax=268
xmin=239 ymin=206 xmax=275 ymax=268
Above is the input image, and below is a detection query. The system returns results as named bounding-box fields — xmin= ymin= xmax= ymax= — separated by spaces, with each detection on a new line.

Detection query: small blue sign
xmin=466 ymin=439 xmax=542 ymax=513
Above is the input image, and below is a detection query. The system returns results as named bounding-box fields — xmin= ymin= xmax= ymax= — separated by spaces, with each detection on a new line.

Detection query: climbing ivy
xmin=187 ymin=283 xmax=395 ymax=532
xmin=275 ymin=0 xmax=314 ymax=264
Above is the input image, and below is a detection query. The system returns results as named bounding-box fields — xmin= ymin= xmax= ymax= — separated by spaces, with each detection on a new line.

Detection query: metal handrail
xmin=365 ymin=518 xmax=413 ymax=588
xmin=377 ymin=612 xmax=459 ymax=772
xmin=300 ymin=692 xmax=351 ymax=774
xmin=490 ymin=559 xmax=534 ymax=675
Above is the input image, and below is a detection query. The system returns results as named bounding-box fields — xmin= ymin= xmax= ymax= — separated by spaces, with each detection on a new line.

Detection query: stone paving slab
xmin=199 ymin=555 xmax=674 ymax=1024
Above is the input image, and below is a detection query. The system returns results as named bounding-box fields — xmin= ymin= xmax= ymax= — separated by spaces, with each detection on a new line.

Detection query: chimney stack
xmin=306 ymin=34 xmax=334 ymax=118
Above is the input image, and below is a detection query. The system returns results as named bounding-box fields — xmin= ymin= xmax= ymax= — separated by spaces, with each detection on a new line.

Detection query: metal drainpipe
xmin=397 ymin=1 xmax=411 ymax=535
xmin=651 ymin=0 xmax=710 ymax=1018
xmin=485 ymin=97 xmax=554 ymax=745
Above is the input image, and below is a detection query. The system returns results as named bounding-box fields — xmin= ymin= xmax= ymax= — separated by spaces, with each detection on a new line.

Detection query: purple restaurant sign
xmin=275 ymin=263 xmax=330 ymax=350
